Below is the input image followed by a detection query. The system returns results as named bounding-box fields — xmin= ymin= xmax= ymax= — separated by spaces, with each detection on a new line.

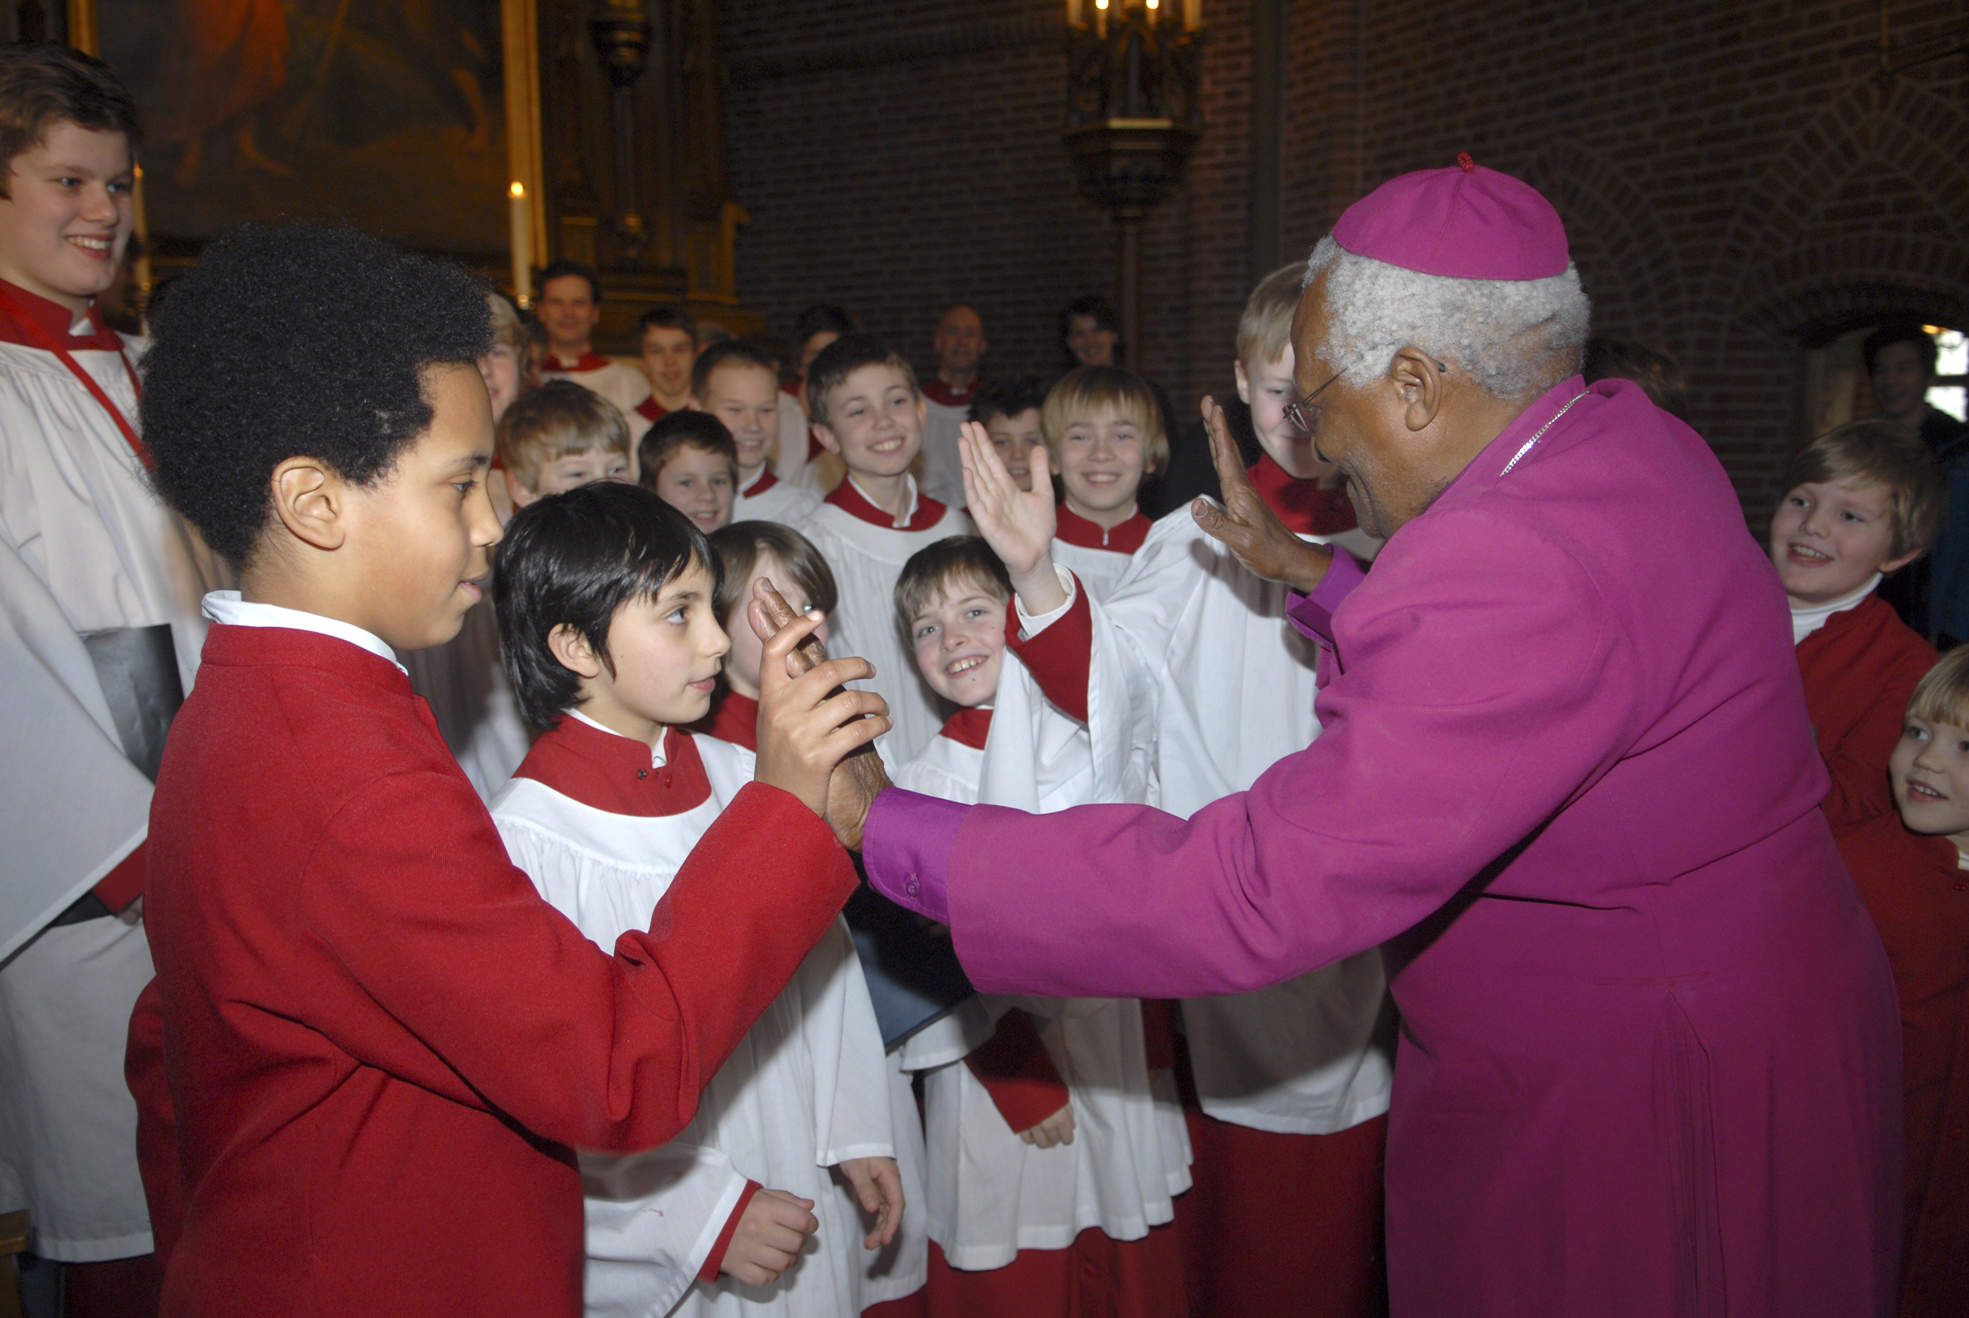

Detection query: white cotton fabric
xmin=1050 ymin=539 xmax=1135 ymax=606
xmin=732 ymin=477 xmax=822 ymax=528
xmin=918 ymin=397 xmax=969 ymax=511
xmin=892 ymin=660 xmax=1193 ymax=1272
xmin=0 ymin=334 xmax=221 ymax=1258
xmin=798 ymin=492 xmax=972 ymax=763
xmin=546 ymin=359 xmax=653 ymax=419
xmin=775 ymin=397 xmax=822 ymax=490
xmin=1036 ymin=508 xmax=1396 ymax=1136
xmin=490 ymin=734 xmax=925 ymax=1316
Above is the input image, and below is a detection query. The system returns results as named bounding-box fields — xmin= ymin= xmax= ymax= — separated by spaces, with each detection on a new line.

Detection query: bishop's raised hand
xmin=1190 ymin=395 xmax=1336 ymax=596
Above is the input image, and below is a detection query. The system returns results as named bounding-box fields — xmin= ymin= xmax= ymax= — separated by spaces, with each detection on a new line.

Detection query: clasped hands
xmin=746 ymin=579 xmax=892 ymax=851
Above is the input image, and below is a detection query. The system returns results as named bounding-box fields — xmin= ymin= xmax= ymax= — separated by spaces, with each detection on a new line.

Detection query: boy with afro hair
xmin=125 ymin=223 xmax=890 ymax=1317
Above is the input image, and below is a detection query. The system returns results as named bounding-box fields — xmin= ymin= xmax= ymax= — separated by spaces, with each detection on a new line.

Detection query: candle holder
xmin=1063 ymin=1 xmax=1204 ymax=366
xmin=590 ymin=0 xmax=654 ymax=258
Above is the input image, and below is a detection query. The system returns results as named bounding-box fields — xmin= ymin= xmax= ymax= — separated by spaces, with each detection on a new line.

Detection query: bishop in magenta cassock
xmin=834 ymin=160 xmax=1906 ymax=1314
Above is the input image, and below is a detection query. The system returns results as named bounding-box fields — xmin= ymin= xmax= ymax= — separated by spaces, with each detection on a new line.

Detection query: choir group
xmin=1 ymin=37 xmax=1964 ymax=1318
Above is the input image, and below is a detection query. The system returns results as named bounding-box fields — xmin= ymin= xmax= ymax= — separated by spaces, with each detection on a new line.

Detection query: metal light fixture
xmin=1064 ymin=0 xmax=1204 ymax=361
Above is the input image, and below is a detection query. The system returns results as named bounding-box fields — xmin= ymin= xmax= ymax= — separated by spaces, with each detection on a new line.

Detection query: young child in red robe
xmin=1770 ymin=419 xmax=1945 ymax=829
xmin=1836 ymin=646 xmax=1969 ymax=1316
xmin=695 ymin=521 xmax=841 ymax=749
xmin=640 ymin=409 xmax=739 ymax=535
xmin=122 ymin=223 xmax=889 ymax=1317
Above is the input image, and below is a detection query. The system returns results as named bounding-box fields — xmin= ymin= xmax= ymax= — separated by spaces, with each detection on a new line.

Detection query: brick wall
xmin=721 ymin=0 xmax=1969 ymax=521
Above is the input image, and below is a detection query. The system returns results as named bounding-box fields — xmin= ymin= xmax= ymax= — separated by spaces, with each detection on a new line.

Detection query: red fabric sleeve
xmin=1140 ymin=999 xmax=1178 ymax=1072
xmin=1005 ymin=584 xmax=1093 ymax=723
xmin=93 ymin=840 xmax=147 ymax=913
xmin=965 ymin=1009 xmax=1071 ymax=1133
xmin=124 ymin=977 xmax=183 ymax=1267
xmin=698 ymin=1180 xmax=763 ymax=1282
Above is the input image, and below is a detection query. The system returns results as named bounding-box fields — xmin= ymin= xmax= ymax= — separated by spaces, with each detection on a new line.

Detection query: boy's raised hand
xmin=1190 ymin=395 xmax=1335 ymax=595
xmin=960 ymin=422 xmax=1067 ymax=615
xmin=751 ymin=601 xmax=891 ymax=823
xmin=837 ymin=1155 xmax=906 ymax=1249
xmin=721 ymin=1188 xmax=819 ymax=1287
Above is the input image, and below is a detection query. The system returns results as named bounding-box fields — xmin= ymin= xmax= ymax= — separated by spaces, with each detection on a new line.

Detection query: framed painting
xmin=75 ymin=0 xmax=544 ymax=265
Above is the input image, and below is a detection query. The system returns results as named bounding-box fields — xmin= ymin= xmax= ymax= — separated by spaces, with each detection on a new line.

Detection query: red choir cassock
xmin=1796 ymin=591 xmax=1937 ymax=830
xmin=127 ymin=622 xmax=858 ymax=1316
xmin=1834 ymin=812 xmax=1969 ymax=1317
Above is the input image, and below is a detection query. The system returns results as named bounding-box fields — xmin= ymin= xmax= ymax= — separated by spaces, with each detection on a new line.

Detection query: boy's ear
xmin=268 ymin=456 xmax=351 ymax=552
xmin=505 ymin=468 xmax=536 ymax=507
xmin=1233 ymin=357 xmax=1253 ymax=406
xmin=547 ymin=623 xmax=605 ymax=679
xmin=811 ymin=421 xmax=842 ymax=456
xmin=1882 ymin=545 xmax=1925 ymax=576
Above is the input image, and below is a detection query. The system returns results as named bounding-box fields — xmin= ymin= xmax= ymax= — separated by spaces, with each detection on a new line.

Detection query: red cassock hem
xmin=1172 ymin=1110 xmax=1388 ymax=1318
xmin=925 ymin=1225 xmax=1186 ymax=1318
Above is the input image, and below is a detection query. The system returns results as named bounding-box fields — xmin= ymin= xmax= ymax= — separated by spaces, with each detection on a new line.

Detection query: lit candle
xmin=508 ymin=181 xmax=532 ymax=308
xmin=1095 ymin=0 xmax=1108 ymax=37
xmin=1068 ymin=0 xmax=1081 ymax=25
xmin=1183 ymin=0 xmax=1200 ymax=26
xmin=131 ymin=163 xmax=152 ymax=307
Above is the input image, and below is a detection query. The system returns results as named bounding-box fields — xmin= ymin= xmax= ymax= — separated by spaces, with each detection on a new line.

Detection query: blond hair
xmin=1907 ymin=645 xmax=1969 ymax=730
xmin=1237 ymin=262 xmax=1306 ymax=367
xmin=486 ymin=292 xmax=528 ymax=358
xmin=1039 ymin=366 xmax=1169 ymax=475
xmin=495 ymin=378 xmax=631 ymax=492
xmin=1779 ymin=420 xmax=1945 ymax=561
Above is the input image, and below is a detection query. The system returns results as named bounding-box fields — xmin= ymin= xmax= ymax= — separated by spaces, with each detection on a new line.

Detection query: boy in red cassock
xmin=122 ymin=222 xmax=889 ymax=1317
xmin=1771 ymin=419 xmax=1945 ymax=829
xmin=1837 ymin=646 xmax=1969 ymax=1316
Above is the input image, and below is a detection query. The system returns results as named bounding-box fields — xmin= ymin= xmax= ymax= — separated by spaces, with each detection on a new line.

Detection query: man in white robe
xmin=917 ymin=306 xmax=985 ymax=510
xmin=0 ymin=45 xmax=219 ymax=1291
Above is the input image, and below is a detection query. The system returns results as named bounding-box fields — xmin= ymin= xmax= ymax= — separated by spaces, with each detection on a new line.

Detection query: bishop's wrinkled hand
xmin=748 ymin=577 xmax=891 ymax=851
xmin=1190 ymin=395 xmax=1336 ymax=596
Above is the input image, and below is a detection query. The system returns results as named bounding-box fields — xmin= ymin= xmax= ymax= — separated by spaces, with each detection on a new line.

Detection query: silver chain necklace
xmin=1499 ymin=390 xmax=1590 ymax=476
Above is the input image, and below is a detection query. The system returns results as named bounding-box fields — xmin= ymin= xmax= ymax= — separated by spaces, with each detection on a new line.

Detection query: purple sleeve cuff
xmin=861 ymin=788 xmax=968 ymax=924
xmin=1286 ymin=548 xmax=1367 ymax=647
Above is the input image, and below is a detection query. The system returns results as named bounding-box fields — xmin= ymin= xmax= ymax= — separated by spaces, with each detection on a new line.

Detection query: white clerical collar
xmin=567 ymin=707 xmax=670 ymax=768
xmin=1790 ymin=574 xmax=1881 ymax=646
xmin=201 ymin=590 xmax=406 ymax=674
xmin=848 ymin=473 xmax=919 ymax=528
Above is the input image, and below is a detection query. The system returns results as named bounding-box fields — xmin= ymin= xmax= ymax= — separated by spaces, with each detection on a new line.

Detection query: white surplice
xmin=892 ymin=659 xmax=1193 ymax=1271
xmin=401 ymin=595 xmax=533 ymax=802
xmin=917 ymin=397 xmax=969 ymax=511
xmin=1050 ymin=539 xmax=1134 ymax=607
xmin=491 ymin=731 xmax=925 ymax=1316
xmin=774 ymin=395 xmax=822 ymax=490
xmin=545 ymin=357 xmax=653 ymax=420
xmin=731 ymin=473 xmax=822 ymax=528
xmin=798 ymin=484 xmax=972 ymax=763
xmin=0 ymin=324 xmax=220 ymax=1259
xmin=1031 ymin=509 xmax=1396 ymax=1136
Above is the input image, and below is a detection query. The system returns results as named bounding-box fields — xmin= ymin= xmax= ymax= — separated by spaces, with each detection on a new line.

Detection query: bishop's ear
xmin=268 ymin=456 xmax=351 ymax=552
xmin=1387 ymin=346 xmax=1449 ymax=434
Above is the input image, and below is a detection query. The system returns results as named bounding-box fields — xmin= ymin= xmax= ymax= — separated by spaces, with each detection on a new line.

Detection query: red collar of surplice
xmin=1055 ymin=503 xmax=1150 ymax=555
xmin=1248 ymin=453 xmax=1357 ymax=537
xmin=0 ymin=277 xmax=146 ymax=467
xmin=922 ymin=378 xmax=979 ymax=408
xmin=513 ymin=715 xmax=711 ymax=816
xmin=939 ymin=706 xmax=993 ymax=750
xmin=545 ymin=351 xmax=613 ymax=373
xmin=688 ymin=688 xmax=759 ymax=751
xmin=742 ymin=467 xmax=778 ymax=498
xmin=825 ymin=475 xmax=946 ymax=531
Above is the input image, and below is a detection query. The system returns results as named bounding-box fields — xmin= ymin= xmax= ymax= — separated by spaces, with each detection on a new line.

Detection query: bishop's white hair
xmin=1301 ymin=237 xmax=1591 ymax=401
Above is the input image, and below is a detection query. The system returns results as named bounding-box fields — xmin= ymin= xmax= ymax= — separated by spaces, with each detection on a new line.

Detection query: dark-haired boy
xmin=633 ymin=305 xmax=697 ymax=436
xmin=125 ymin=222 xmax=889 ymax=1316
xmin=537 ymin=258 xmax=652 ymax=419
xmin=969 ymin=375 xmax=1047 ymax=495
xmin=0 ymin=42 xmax=214 ymax=1300
xmin=696 ymin=339 xmax=821 ymax=524
xmin=801 ymin=333 xmax=972 ymax=759
xmin=639 ymin=410 xmax=737 ymax=534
